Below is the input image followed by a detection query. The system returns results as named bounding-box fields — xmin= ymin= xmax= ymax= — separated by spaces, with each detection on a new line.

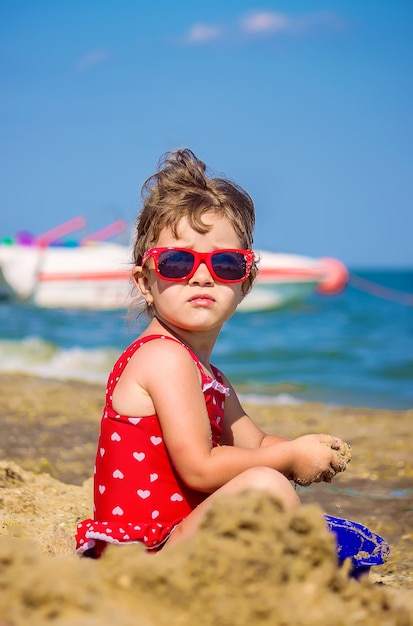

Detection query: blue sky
xmin=1 ymin=1 xmax=412 ymax=268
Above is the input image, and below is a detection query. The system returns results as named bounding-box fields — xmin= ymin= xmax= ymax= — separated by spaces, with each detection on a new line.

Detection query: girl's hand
xmin=286 ymin=434 xmax=352 ymax=486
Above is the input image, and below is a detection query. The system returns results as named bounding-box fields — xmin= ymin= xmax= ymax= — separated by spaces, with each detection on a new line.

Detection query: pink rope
xmin=348 ymin=274 xmax=413 ymax=306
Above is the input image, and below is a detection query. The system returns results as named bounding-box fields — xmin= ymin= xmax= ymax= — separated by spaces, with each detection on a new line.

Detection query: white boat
xmin=238 ymin=251 xmax=348 ymax=312
xmin=0 ymin=241 xmax=348 ymax=312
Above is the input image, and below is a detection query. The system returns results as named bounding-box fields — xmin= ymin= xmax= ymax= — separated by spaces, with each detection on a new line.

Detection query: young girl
xmin=76 ymin=148 xmax=351 ymax=558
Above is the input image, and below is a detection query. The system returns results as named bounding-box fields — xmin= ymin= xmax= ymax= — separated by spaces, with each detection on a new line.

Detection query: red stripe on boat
xmin=38 ymin=271 xmax=131 ymax=282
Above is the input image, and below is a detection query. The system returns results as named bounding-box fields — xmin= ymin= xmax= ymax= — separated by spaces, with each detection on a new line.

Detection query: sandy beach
xmin=1 ymin=373 xmax=412 ymax=624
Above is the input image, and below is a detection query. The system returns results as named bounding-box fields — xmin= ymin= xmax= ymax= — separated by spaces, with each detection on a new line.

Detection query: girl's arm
xmin=217 ymin=376 xmax=352 ymax=485
xmin=117 ymin=340 xmax=350 ymax=493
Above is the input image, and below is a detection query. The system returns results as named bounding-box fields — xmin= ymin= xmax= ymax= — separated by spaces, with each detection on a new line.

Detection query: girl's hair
xmin=131 ymin=148 xmax=258 ymax=314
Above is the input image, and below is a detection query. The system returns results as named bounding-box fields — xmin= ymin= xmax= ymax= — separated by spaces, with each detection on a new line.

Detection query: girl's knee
xmin=237 ymin=466 xmax=300 ymax=510
xmin=239 ymin=466 xmax=288 ymax=489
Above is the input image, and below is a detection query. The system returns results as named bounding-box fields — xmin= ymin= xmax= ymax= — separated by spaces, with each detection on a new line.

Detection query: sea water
xmin=0 ymin=270 xmax=412 ymax=410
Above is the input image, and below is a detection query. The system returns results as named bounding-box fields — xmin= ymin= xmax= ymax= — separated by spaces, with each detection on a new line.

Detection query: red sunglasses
xmin=141 ymin=247 xmax=255 ymax=283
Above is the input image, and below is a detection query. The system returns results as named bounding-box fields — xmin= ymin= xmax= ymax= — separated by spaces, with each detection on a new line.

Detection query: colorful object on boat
xmin=80 ymin=219 xmax=127 ymax=244
xmin=325 ymin=514 xmax=390 ymax=579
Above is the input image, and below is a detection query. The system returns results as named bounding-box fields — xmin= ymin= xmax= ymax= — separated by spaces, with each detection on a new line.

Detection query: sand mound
xmin=0 ymin=462 xmax=412 ymax=625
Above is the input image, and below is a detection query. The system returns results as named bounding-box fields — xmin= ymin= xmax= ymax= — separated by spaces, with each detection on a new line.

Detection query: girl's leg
xmin=165 ymin=466 xmax=299 ymax=548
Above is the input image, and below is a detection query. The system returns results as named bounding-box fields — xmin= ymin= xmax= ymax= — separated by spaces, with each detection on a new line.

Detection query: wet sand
xmin=0 ymin=373 xmax=412 ymax=624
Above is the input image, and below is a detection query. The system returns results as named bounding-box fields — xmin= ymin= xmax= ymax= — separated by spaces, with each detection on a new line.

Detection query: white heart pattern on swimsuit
xmin=112 ymin=506 xmax=124 ymax=516
xmin=133 ymin=452 xmax=145 ymax=461
xmin=128 ymin=417 xmax=142 ymax=425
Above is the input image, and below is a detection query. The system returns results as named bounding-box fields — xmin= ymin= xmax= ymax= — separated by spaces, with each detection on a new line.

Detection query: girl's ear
xmin=132 ymin=266 xmax=153 ymax=306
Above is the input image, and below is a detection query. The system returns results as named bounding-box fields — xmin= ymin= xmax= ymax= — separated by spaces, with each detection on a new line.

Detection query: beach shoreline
xmin=1 ymin=373 xmax=412 ymax=623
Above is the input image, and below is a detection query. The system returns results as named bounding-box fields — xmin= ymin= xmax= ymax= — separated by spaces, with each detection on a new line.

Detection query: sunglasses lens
xmin=211 ymin=251 xmax=247 ymax=281
xmin=157 ymin=249 xmax=194 ymax=279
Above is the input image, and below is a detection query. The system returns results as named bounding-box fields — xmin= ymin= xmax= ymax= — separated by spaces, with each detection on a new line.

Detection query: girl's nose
xmin=188 ymin=261 xmax=214 ymax=285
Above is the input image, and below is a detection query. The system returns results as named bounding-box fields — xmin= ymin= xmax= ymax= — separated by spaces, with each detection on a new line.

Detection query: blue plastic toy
xmin=325 ymin=515 xmax=390 ymax=579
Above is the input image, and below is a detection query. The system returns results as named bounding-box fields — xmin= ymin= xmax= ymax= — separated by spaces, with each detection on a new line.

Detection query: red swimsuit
xmin=76 ymin=334 xmax=229 ymax=556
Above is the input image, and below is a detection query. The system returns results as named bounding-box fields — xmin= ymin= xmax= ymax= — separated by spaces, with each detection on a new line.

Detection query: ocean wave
xmin=0 ymin=338 xmax=304 ymax=405
xmin=0 ymin=337 xmax=117 ymax=384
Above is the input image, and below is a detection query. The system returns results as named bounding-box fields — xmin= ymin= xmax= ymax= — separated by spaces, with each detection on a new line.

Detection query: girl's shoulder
xmin=117 ymin=333 xmax=203 ymax=375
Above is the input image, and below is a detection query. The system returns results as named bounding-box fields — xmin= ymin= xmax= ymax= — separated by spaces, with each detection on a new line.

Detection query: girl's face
xmin=135 ymin=212 xmax=246 ymax=333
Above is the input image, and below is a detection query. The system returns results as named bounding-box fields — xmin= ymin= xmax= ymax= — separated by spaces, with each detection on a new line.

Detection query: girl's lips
xmin=189 ymin=294 xmax=215 ymax=305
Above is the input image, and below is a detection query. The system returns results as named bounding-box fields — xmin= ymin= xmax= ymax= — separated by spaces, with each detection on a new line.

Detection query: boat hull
xmin=0 ymin=244 xmax=348 ymax=312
